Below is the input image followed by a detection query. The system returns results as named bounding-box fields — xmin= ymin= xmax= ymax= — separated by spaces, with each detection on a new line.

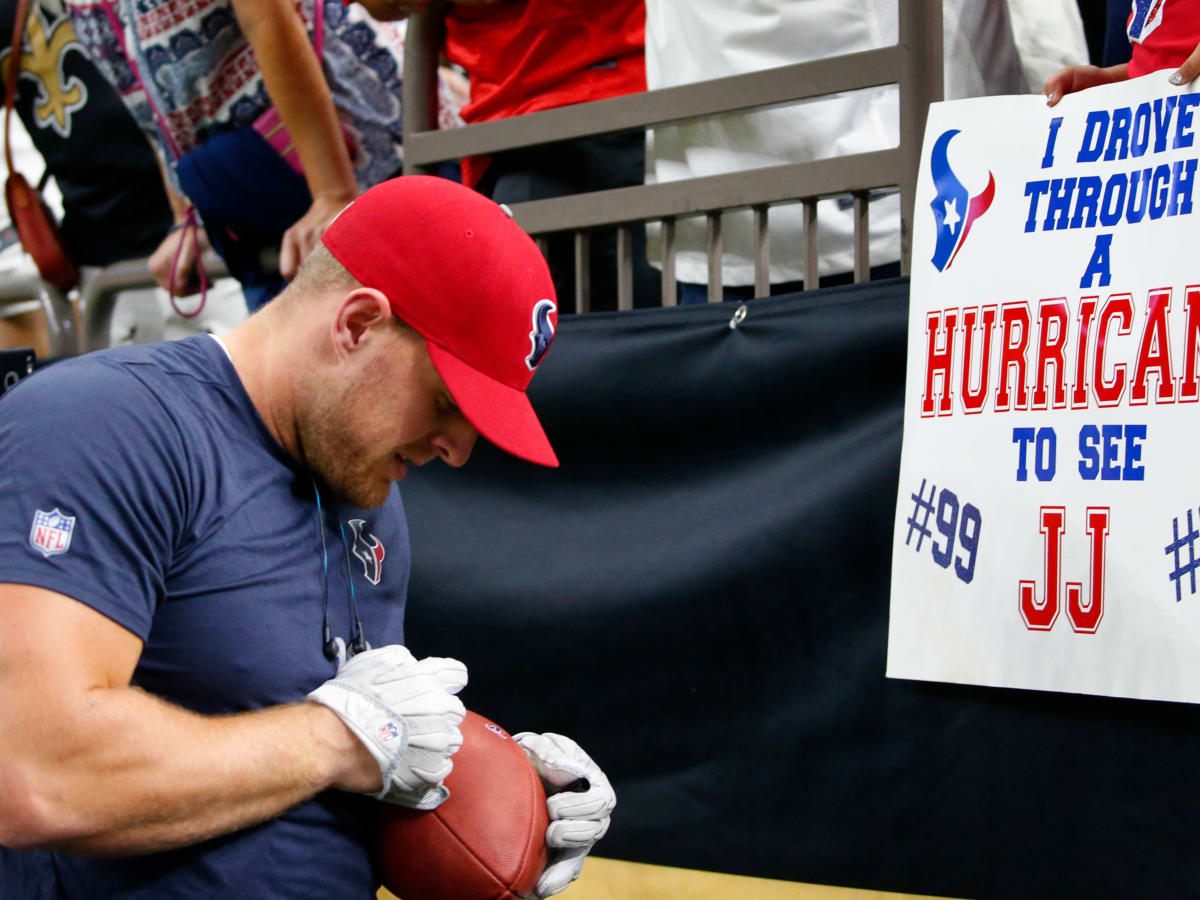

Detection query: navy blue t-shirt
xmin=0 ymin=336 xmax=411 ymax=898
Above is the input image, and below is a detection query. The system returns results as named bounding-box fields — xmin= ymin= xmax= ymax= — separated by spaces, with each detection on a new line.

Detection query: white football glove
xmin=513 ymin=732 xmax=616 ymax=899
xmin=307 ymin=645 xmax=467 ymax=809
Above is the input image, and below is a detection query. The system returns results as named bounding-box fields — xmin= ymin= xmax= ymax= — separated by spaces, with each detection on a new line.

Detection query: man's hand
xmin=308 ymin=645 xmax=467 ymax=809
xmin=513 ymin=732 xmax=616 ymax=899
xmin=280 ymin=191 xmax=356 ymax=280
xmin=1043 ymin=63 xmax=1128 ymax=107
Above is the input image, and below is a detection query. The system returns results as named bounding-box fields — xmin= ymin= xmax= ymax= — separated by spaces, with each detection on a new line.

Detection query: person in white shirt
xmin=645 ymin=0 xmax=1089 ymax=301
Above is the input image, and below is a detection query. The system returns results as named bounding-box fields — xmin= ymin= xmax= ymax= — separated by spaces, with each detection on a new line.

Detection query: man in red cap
xmin=0 ymin=176 xmax=614 ymax=899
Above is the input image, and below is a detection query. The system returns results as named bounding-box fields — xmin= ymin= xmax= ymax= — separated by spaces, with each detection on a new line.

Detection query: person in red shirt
xmin=1045 ymin=0 xmax=1200 ymax=105
xmin=441 ymin=3 xmax=644 ymax=185
xmin=360 ymin=0 xmax=658 ymax=310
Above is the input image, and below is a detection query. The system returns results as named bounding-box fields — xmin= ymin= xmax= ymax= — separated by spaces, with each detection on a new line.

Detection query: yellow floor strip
xmin=378 ymin=857 xmax=964 ymax=900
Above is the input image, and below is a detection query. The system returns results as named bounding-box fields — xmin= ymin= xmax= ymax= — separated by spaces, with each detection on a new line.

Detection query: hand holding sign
xmin=1044 ymin=65 xmax=1128 ymax=108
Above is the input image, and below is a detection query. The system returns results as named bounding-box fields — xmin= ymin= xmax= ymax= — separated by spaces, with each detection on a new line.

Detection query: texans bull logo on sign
xmin=929 ymin=129 xmax=996 ymax=272
xmin=348 ymin=519 xmax=385 ymax=585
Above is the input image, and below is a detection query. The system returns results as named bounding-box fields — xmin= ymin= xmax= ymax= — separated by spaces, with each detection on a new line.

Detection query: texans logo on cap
xmin=526 ymin=299 xmax=556 ymax=371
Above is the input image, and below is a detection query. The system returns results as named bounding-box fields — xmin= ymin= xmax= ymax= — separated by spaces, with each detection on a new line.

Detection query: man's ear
xmin=331 ymin=288 xmax=393 ymax=357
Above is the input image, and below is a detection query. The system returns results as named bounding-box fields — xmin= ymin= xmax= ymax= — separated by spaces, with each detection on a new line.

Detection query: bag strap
xmin=100 ymin=0 xmax=184 ymax=159
xmin=313 ymin=0 xmax=323 ymax=60
xmin=4 ymin=0 xmax=33 ymax=177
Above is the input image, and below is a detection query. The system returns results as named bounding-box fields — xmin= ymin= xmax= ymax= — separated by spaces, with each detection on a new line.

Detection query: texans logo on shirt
xmin=1128 ymin=0 xmax=1166 ymax=44
xmin=525 ymin=299 xmax=556 ymax=371
xmin=929 ymin=129 xmax=995 ymax=272
xmin=348 ymin=519 xmax=385 ymax=585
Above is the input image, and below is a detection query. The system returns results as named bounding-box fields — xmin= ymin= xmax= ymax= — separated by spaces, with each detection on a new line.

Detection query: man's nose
xmin=429 ymin=414 xmax=478 ymax=467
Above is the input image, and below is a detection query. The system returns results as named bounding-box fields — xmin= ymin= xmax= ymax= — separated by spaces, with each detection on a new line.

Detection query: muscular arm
xmin=0 ymin=584 xmax=378 ymax=856
xmin=231 ymin=0 xmax=358 ymax=276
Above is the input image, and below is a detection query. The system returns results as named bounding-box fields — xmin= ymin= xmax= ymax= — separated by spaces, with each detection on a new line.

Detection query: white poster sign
xmin=888 ymin=72 xmax=1200 ymax=703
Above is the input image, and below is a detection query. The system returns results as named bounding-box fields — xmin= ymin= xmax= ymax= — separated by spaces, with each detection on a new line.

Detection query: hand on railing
xmin=280 ymin=190 xmax=356 ymax=280
xmin=148 ymin=217 xmax=211 ymax=296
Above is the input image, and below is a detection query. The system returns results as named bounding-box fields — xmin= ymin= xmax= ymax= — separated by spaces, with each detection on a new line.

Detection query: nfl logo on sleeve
xmin=29 ymin=508 xmax=76 ymax=558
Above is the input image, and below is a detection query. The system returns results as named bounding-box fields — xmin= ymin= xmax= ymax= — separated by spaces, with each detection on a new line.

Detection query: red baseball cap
xmin=321 ymin=176 xmax=559 ymax=467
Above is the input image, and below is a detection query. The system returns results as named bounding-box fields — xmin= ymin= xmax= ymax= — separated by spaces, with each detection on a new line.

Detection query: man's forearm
xmin=3 ymin=685 xmax=368 ymax=856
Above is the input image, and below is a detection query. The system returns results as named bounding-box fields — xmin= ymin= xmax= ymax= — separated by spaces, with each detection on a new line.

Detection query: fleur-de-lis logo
xmin=1 ymin=8 xmax=87 ymax=138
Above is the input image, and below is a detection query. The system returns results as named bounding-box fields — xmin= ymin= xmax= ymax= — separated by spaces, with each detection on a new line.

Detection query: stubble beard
xmin=297 ymin=386 xmax=393 ymax=509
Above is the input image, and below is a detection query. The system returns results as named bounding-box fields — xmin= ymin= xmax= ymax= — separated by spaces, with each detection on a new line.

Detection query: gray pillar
xmin=898 ymin=0 xmax=943 ymax=275
xmin=401 ymin=6 xmax=445 ymax=176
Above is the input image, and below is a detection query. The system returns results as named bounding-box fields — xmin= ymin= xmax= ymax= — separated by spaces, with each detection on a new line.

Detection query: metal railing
xmin=0 ymin=271 xmax=78 ymax=357
xmin=0 ymin=2 xmax=943 ymax=354
xmin=402 ymin=0 xmax=943 ymax=310
xmin=76 ymin=255 xmax=226 ymax=351
xmin=0 ymin=253 xmax=229 ymax=357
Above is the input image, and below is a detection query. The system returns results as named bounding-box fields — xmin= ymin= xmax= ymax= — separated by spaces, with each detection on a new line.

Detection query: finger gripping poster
xmin=888 ymin=72 xmax=1200 ymax=703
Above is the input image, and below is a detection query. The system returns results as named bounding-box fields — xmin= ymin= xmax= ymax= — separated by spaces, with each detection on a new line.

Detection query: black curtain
xmin=399 ymin=278 xmax=1200 ymax=899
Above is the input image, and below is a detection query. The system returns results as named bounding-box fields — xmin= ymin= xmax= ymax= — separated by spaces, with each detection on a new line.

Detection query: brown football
xmin=376 ymin=710 xmax=549 ymax=900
